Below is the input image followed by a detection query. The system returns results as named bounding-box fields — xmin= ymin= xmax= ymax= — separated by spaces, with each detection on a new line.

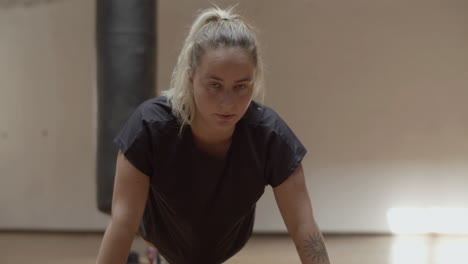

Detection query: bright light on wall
xmin=392 ymin=236 xmax=468 ymax=264
xmin=387 ymin=207 xmax=468 ymax=234
xmin=392 ymin=236 xmax=428 ymax=264
xmin=435 ymin=239 xmax=468 ymax=264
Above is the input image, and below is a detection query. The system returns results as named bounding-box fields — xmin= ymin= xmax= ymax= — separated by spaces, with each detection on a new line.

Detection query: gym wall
xmin=1 ymin=0 xmax=467 ymax=233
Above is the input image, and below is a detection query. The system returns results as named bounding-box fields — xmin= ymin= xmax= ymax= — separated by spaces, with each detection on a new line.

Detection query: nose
xmin=220 ymin=89 xmax=234 ymax=106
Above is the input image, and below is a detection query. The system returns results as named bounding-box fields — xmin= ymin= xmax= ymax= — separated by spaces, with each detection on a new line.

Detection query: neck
xmin=190 ymin=118 xmax=234 ymax=145
xmin=190 ymin=117 xmax=235 ymax=159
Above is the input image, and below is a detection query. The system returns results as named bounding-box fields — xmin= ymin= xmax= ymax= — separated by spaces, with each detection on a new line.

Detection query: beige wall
xmin=0 ymin=0 xmax=107 ymax=230
xmin=1 ymin=0 xmax=467 ymax=233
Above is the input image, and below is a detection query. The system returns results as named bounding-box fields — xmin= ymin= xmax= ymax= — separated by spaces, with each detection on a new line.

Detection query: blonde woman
xmin=97 ymin=6 xmax=330 ymax=264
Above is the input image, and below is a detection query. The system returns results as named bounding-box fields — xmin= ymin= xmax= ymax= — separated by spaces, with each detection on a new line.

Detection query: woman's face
xmin=190 ymin=46 xmax=255 ymax=133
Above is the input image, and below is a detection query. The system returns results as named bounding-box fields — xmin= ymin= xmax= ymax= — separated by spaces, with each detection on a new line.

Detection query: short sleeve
xmin=113 ymin=105 xmax=153 ymax=177
xmin=265 ymin=115 xmax=307 ymax=188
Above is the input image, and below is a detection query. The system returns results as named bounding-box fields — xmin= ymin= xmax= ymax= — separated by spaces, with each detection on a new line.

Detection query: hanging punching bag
xmin=95 ymin=0 xmax=156 ymax=214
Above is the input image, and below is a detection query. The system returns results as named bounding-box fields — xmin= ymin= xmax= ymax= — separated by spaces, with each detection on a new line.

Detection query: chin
xmin=212 ymin=119 xmax=237 ymax=131
xmin=214 ymin=122 xmax=236 ymax=131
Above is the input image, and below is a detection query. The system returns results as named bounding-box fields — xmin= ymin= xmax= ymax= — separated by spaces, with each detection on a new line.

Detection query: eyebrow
xmin=204 ymin=75 xmax=252 ymax=83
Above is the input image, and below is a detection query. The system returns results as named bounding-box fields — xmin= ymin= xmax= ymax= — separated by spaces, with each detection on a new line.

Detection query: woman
xmin=97 ymin=6 xmax=330 ymax=264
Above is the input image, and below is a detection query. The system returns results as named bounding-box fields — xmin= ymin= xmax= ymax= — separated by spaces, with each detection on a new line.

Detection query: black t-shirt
xmin=113 ymin=96 xmax=307 ymax=264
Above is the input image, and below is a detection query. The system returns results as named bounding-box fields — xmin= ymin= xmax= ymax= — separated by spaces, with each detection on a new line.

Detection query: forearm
xmin=96 ymin=220 xmax=136 ymax=264
xmin=273 ymin=164 xmax=331 ymax=263
xmin=291 ymin=223 xmax=330 ymax=264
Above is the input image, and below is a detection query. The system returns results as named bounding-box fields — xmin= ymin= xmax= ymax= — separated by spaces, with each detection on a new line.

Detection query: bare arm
xmin=96 ymin=150 xmax=150 ymax=264
xmin=273 ymin=164 xmax=331 ymax=264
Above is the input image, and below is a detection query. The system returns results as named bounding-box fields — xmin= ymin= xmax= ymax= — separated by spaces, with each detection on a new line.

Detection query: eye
xmin=235 ymin=84 xmax=248 ymax=89
xmin=209 ymin=82 xmax=221 ymax=89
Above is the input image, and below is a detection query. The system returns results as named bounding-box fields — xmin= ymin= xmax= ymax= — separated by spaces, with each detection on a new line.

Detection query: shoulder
xmin=240 ymin=100 xmax=306 ymax=155
xmin=239 ymin=100 xmax=307 ymax=187
xmin=134 ymin=96 xmax=180 ymax=133
xmin=136 ymin=96 xmax=174 ymax=122
xmin=241 ymin=100 xmax=292 ymax=138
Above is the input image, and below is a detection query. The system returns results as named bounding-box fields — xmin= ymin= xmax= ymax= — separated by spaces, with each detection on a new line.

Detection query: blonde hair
xmin=162 ymin=5 xmax=265 ymax=131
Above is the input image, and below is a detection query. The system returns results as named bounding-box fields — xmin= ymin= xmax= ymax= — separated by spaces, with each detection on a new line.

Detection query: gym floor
xmin=1 ymin=232 xmax=468 ymax=264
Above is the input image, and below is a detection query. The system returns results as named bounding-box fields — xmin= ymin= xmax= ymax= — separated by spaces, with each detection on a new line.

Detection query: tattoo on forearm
xmin=298 ymin=232 xmax=330 ymax=263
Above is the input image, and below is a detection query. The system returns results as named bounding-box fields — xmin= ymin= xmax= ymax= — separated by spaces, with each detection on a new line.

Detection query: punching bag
xmin=96 ymin=0 xmax=156 ymax=214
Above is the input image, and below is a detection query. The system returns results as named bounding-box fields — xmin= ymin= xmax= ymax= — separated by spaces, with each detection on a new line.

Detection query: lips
xmin=216 ymin=114 xmax=235 ymax=120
